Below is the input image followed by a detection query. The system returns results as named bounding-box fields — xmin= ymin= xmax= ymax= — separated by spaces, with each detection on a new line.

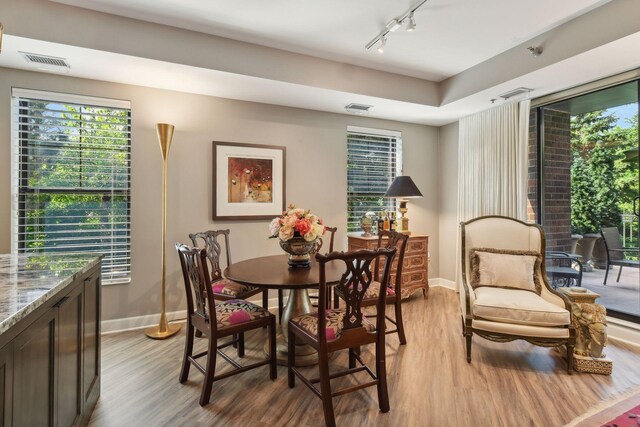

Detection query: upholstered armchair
xmin=460 ymin=216 xmax=575 ymax=373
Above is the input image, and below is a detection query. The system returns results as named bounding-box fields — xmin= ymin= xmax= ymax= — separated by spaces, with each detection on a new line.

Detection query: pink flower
xmin=268 ymin=217 xmax=281 ymax=236
xmin=295 ymin=219 xmax=312 ymax=236
xmin=279 ymin=226 xmax=294 ymax=241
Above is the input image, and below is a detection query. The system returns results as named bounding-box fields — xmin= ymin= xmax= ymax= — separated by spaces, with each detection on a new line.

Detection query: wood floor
xmin=89 ymin=288 xmax=640 ymax=427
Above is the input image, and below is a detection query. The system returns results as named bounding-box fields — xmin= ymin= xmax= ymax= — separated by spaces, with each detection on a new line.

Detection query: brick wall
xmin=540 ymin=108 xmax=572 ymax=252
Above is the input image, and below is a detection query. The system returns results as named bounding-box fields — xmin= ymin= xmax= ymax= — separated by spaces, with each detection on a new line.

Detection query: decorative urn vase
xmin=279 ymin=236 xmax=318 ymax=268
xmin=269 ymin=204 xmax=326 ymax=269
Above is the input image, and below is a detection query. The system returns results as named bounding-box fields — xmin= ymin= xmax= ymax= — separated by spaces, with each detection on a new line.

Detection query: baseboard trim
xmin=607 ymin=317 xmax=640 ymax=348
xmin=430 ymin=278 xmax=457 ymax=291
xmin=101 ymin=296 xmax=282 ymax=334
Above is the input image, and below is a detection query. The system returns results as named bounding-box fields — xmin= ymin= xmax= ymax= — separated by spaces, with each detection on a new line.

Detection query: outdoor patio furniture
xmin=546 ymin=251 xmax=583 ymax=289
xmin=600 ymin=227 xmax=640 ymax=285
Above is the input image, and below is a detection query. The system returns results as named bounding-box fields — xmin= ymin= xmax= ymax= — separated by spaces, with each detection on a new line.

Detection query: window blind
xmin=347 ymin=127 xmax=402 ymax=232
xmin=11 ymin=90 xmax=132 ymax=284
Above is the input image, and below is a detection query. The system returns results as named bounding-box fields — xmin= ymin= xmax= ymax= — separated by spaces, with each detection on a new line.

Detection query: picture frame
xmin=212 ymin=141 xmax=286 ymax=220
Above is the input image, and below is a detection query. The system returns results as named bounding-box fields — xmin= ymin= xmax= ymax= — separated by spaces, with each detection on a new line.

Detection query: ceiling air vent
xmin=20 ymin=52 xmax=70 ymax=69
xmin=498 ymin=87 xmax=532 ymax=100
xmin=345 ymin=103 xmax=373 ymax=115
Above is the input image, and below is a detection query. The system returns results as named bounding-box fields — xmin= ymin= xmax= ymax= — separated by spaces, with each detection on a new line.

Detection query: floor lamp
xmin=145 ymin=123 xmax=181 ymax=339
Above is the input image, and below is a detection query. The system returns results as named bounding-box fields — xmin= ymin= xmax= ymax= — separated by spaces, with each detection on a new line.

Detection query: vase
xmin=279 ymin=236 xmax=318 ymax=268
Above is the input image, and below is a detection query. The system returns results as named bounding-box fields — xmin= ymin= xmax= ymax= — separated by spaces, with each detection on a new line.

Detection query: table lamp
xmin=384 ymin=175 xmax=423 ymax=234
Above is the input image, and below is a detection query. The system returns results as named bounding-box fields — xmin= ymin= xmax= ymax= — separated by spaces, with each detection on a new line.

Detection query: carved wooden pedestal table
xmin=558 ymin=287 xmax=612 ymax=375
xmin=225 ymin=254 xmax=342 ymax=366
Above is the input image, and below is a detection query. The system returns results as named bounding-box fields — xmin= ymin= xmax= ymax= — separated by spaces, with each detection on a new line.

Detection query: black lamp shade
xmin=384 ymin=176 xmax=423 ymax=198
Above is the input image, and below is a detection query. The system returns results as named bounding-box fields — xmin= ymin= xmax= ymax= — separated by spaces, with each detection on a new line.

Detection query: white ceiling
xmin=50 ymin=0 xmax=609 ymax=81
xmin=1 ymin=0 xmax=638 ymax=126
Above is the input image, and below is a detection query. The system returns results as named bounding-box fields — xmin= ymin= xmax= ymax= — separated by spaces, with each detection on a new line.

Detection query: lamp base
xmin=145 ymin=313 xmax=181 ymax=339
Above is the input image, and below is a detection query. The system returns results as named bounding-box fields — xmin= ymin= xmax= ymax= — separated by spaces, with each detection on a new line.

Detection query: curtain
xmin=455 ymin=100 xmax=531 ymax=288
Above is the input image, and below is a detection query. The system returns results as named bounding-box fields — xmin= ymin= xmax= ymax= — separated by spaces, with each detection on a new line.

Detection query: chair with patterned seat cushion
xmin=288 ymin=247 xmax=396 ymax=427
xmin=334 ymin=230 xmax=409 ymax=345
xmin=189 ymin=230 xmax=268 ymax=306
xmin=190 ymin=230 xmax=269 ymax=343
xmin=460 ymin=216 xmax=575 ymax=373
xmin=176 ymin=244 xmax=276 ymax=407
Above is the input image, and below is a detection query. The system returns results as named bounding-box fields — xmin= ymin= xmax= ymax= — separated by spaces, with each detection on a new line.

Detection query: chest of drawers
xmin=347 ymin=233 xmax=429 ymax=299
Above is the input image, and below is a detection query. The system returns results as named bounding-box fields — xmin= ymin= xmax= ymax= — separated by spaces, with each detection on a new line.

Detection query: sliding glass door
xmin=535 ymin=80 xmax=640 ymax=321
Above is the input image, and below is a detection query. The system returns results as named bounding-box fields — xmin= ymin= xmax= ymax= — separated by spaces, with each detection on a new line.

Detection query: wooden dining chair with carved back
xmin=190 ymin=230 xmax=269 ymax=341
xmin=287 ymin=247 xmax=396 ymax=427
xmin=176 ymin=244 xmax=277 ymax=407
xmin=334 ymin=230 xmax=410 ymax=345
xmin=277 ymin=226 xmax=337 ymax=318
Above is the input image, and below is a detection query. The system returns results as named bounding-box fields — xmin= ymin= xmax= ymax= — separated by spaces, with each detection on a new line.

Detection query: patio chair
xmin=600 ymin=227 xmax=640 ymax=285
xmin=545 ymin=251 xmax=583 ymax=289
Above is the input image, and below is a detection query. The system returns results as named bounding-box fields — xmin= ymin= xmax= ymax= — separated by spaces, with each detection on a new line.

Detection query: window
xmin=347 ymin=126 xmax=402 ymax=232
xmin=11 ymin=89 xmax=132 ymax=284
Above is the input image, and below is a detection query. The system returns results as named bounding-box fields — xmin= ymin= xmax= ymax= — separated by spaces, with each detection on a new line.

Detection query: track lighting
xmin=365 ymin=0 xmax=427 ymax=52
xmin=377 ymin=36 xmax=387 ymax=53
xmin=527 ymin=46 xmax=542 ymax=57
xmin=407 ymin=13 xmax=416 ymax=32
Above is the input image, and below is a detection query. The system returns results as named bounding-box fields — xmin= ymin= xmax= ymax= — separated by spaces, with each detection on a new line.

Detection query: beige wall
xmin=437 ymin=122 xmax=459 ymax=284
xmin=0 ymin=67 xmax=439 ymax=321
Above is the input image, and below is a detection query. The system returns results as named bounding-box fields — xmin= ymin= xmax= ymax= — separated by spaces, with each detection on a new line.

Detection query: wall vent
xmin=345 ymin=103 xmax=373 ymax=114
xmin=20 ymin=52 xmax=70 ymax=69
xmin=498 ymin=87 xmax=532 ymax=100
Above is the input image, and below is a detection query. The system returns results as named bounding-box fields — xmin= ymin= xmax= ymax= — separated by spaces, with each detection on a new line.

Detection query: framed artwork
xmin=212 ymin=141 xmax=286 ymax=220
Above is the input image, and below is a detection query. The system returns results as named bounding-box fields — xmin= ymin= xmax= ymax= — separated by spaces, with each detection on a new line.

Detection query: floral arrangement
xmin=269 ymin=204 xmax=325 ymax=242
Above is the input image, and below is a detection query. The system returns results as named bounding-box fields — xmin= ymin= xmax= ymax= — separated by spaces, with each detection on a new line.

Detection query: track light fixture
xmin=377 ymin=36 xmax=387 ymax=53
xmin=407 ymin=13 xmax=416 ymax=32
xmin=365 ymin=0 xmax=427 ymax=52
xmin=527 ymin=46 xmax=543 ymax=57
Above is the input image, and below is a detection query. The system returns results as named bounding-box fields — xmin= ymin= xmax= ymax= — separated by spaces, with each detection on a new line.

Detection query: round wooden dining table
xmin=224 ymin=254 xmax=343 ymax=366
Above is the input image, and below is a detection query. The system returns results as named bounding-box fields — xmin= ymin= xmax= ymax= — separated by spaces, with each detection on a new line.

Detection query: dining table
xmin=224 ymin=254 xmax=343 ymax=366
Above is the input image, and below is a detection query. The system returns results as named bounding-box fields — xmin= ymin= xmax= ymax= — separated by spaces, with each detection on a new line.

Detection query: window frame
xmin=11 ymin=88 xmax=132 ymax=285
xmin=346 ymin=126 xmax=403 ymax=233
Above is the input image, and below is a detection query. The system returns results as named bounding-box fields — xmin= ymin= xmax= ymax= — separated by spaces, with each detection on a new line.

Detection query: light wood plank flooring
xmin=89 ymin=288 xmax=640 ymax=426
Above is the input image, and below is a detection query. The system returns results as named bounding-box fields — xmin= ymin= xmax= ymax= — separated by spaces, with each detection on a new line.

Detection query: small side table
xmin=558 ymin=287 xmax=612 ymax=375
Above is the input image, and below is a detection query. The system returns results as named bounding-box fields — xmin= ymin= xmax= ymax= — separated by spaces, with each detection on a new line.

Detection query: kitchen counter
xmin=0 ymin=253 xmax=101 ymax=336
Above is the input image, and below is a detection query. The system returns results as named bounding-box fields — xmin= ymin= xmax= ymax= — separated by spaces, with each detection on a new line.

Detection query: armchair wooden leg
xmin=237 ymin=332 xmax=245 ymax=358
xmin=395 ymin=299 xmax=407 ymax=345
xmin=318 ymin=351 xmax=336 ymax=427
xmin=199 ymin=336 xmax=217 ymax=406
xmin=348 ymin=347 xmax=357 ymax=369
xmin=616 ymin=266 xmax=623 ymax=282
xmin=269 ymin=317 xmax=277 ymax=380
xmin=179 ymin=323 xmax=194 ymax=383
xmin=567 ymin=342 xmax=575 ymax=374
xmin=287 ymin=326 xmax=296 ymax=388
xmin=465 ymin=331 xmax=472 ymax=363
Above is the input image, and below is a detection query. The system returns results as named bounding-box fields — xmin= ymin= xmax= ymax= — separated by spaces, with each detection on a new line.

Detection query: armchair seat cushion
xmin=215 ymin=299 xmax=271 ymax=329
xmin=472 ymin=287 xmax=570 ymax=327
xmin=211 ymin=279 xmax=257 ymax=298
xmin=290 ymin=308 xmax=375 ymax=342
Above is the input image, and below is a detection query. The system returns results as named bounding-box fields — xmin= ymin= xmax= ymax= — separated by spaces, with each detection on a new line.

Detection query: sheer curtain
xmin=455 ymin=100 xmax=531 ymax=288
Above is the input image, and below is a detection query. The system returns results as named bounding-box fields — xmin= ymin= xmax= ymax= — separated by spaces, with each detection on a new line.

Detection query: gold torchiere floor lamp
xmin=145 ymin=123 xmax=181 ymax=339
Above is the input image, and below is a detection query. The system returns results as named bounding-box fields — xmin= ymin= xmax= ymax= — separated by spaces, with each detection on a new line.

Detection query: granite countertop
xmin=0 ymin=253 xmax=101 ymax=336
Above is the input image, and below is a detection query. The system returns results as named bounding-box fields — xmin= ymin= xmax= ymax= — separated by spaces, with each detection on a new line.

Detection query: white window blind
xmin=11 ymin=89 xmax=132 ymax=284
xmin=347 ymin=127 xmax=402 ymax=232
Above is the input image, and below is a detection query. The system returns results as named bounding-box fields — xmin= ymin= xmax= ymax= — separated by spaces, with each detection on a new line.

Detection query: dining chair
xmin=288 ymin=247 xmax=396 ymax=427
xmin=176 ymin=244 xmax=277 ymax=406
xmin=334 ymin=230 xmax=410 ymax=345
xmin=278 ymin=226 xmax=337 ymax=318
xmin=190 ymin=230 xmax=269 ymax=342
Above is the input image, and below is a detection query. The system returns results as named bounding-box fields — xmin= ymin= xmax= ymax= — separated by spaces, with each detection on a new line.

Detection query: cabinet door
xmin=58 ymin=285 xmax=83 ymax=427
xmin=13 ymin=309 xmax=57 ymax=427
xmin=0 ymin=344 xmax=12 ymax=427
xmin=83 ymin=272 xmax=100 ymax=406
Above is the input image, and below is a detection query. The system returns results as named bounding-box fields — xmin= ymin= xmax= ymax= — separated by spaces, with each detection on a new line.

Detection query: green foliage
xmin=570 ymin=110 xmax=637 ymax=234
